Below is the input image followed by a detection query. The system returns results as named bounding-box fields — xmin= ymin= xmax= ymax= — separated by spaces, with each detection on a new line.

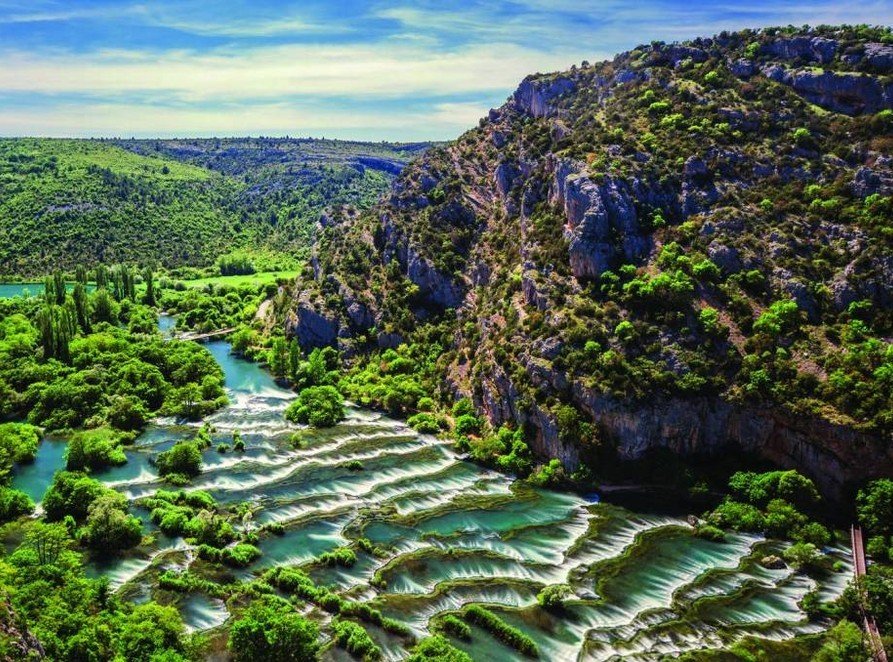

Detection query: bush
xmin=80 ymin=492 xmax=142 ymax=554
xmin=813 ymin=620 xmax=868 ymax=662
xmin=65 ymin=428 xmax=127 ymax=471
xmin=156 ymin=441 xmax=202 ymax=478
xmin=753 ymin=300 xmax=800 ymax=337
xmin=452 ymin=398 xmax=476 ymax=418
xmin=332 ymin=620 xmax=382 ymax=661
xmin=408 ymin=412 xmax=441 ymax=433
xmin=408 ymin=635 xmax=472 ymax=662
xmin=454 ymin=414 xmax=481 ymax=436
xmin=42 ymin=471 xmax=108 ymax=521
xmin=284 ymin=385 xmax=345 ymax=428
xmin=319 ymin=546 xmax=357 ymax=568
xmin=0 ymin=422 xmax=40 ymax=464
xmin=528 ymin=459 xmax=564 ymax=487
xmin=694 ymin=524 xmax=726 ymax=542
xmin=858 ymin=479 xmax=893 ymax=537
xmin=221 ymin=544 xmax=262 ymax=568
xmin=0 ymin=486 xmax=34 ymax=522
xmin=707 ymin=500 xmax=765 ymax=532
xmin=105 ymin=395 xmax=149 ymax=431
xmin=782 ymin=542 xmax=828 ymax=572
xmin=464 ymin=605 xmax=538 ymax=656
xmin=438 ymin=614 xmax=472 ymax=640
xmin=229 ymin=597 xmax=320 ymax=662
xmin=537 ymin=584 xmax=571 ymax=610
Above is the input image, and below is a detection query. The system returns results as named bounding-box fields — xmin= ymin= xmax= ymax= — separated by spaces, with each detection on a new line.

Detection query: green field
xmin=176 ymin=270 xmax=300 ymax=288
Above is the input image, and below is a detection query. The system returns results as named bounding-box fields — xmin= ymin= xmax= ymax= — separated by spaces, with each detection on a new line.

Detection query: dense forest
xmin=0 ymin=138 xmax=425 ymax=276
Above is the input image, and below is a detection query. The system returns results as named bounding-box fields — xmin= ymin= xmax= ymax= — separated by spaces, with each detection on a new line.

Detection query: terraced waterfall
xmin=12 ymin=332 xmax=851 ymax=660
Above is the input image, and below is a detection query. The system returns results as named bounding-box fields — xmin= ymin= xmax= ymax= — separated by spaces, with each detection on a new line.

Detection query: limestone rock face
xmin=513 ymin=76 xmax=576 ymax=118
xmin=762 ymin=65 xmax=893 ymax=115
xmin=550 ymin=159 xmax=651 ymax=280
xmin=405 ymin=244 xmax=465 ymax=308
xmin=285 ymin=293 xmax=339 ymax=349
xmin=762 ymin=36 xmax=838 ymax=64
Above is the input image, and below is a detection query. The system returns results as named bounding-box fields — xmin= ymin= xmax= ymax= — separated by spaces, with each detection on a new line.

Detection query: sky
xmin=0 ymin=1 xmax=891 ymax=141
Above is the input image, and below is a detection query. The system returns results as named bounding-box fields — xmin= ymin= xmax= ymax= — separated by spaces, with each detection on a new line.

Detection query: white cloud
xmin=0 ymin=41 xmax=585 ymax=102
xmin=0 ymin=99 xmax=484 ymax=141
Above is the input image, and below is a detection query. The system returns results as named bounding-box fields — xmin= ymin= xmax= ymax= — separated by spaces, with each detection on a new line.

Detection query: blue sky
xmin=0 ymin=1 xmax=891 ymax=141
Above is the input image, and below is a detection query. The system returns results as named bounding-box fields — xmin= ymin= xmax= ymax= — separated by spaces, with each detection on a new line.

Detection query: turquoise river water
xmin=8 ymin=312 xmax=851 ymax=660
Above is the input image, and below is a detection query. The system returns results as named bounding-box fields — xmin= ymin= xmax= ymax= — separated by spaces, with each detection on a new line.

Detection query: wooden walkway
xmin=173 ymin=327 xmax=236 ymax=342
xmin=852 ymin=525 xmax=888 ymax=662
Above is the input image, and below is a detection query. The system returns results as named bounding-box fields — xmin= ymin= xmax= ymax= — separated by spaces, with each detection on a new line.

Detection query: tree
xmin=813 ymin=620 xmax=868 ymax=662
xmin=72 ymin=282 xmax=92 ymax=334
xmin=284 ymin=386 xmax=345 ymax=428
xmin=80 ymin=492 xmax=142 ymax=553
xmin=0 ymin=422 xmax=40 ymax=465
xmin=106 ymin=395 xmax=149 ymax=431
xmin=858 ymin=479 xmax=893 ymax=537
xmin=0 ymin=487 xmax=34 ymax=522
xmin=24 ymin=521 xmax=71 ymax=565
xmin=117 ymin=603 xmax=188 ymax=660
xmin=142 ymin=267 xmax=156 ymax=306
xmin=537 ymin=584 xmax=572 ymax=610
xmin=268 ymin=337 xmax=288 ymax=377
xmin=156 ymin=441 xmax=202 ymax=478
xmin=65 ymin=428 xmax=127 ymax=471
xmin=229 ymin=597 xmax=320 ymax=662
xmin=91 ymin=288 xmax=119 ymax=324
xmin=42 ymin=471 xmax=109 ymax=521
xmin=172 ymin=383 xmax=203 ymax=419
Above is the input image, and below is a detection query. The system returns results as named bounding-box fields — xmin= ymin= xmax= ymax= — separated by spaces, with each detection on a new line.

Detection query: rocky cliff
xmin=283 ymin=26 xmax=893 ymax=497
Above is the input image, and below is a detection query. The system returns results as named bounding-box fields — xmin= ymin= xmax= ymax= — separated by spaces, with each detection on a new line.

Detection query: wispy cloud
xmin=0 ymin=0 xmax=891 ymax=139
xmin=0 ymin=41 xmax=579 ymax=102
xmin=0 ymin=99 xmax=481 ymax=141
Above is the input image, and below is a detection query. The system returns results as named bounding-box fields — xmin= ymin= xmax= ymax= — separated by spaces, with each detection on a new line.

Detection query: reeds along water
xmin=13 ymin=336 xmax=852 ymax=660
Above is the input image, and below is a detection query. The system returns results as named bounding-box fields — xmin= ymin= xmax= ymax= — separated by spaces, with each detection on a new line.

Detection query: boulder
xmin=760 ymin=555 xmax=787 ymax=570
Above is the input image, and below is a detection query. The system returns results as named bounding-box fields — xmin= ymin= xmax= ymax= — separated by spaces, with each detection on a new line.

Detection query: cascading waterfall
xmin=13 ymin=329 xmax=851 ymax=660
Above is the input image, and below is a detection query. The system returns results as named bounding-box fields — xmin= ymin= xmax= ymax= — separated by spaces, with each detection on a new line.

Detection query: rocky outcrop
xmin=405 ymin=246 xmax=465 ymax=308
xmin=843 ymin=42 xmax=893 ymax=72
xmin=853 ymin=157 xmax=893 ymax=198
xmin=353 ymin=156 xmax=404 ymax=176
xmin=285 ymin=293 xmax=339 ymax=349
xmin=762 ymin=36 xmax=838 ymax=64
xmin=762 ymin=65 xmax=893 ymax=115
xmin=568 ymin=386 xmax=890 ymax=500
xmin=283 ymin=26 xmax=893 ymax=505
xmin=0 ymin=595 xmax=44 ymax=660
xmin=470 ymin=348 xmax=888 ymax=500
xmin=513 ymin=75 xmax=576 ymax=118
xmin=550 ymin=159 xmax=651 ymax=280
xmin=379 ymin=210 xmax=466 ymax=308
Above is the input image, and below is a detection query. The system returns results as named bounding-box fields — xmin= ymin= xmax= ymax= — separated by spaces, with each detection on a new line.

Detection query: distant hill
xmin=0 ymin=137 xmax=428 ymax=276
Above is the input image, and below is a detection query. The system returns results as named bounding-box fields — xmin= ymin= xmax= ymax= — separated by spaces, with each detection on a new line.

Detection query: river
xmin=10 ymin=317 xmax=851 ymax=660
xmin=0 ymin=281 xmax=95 ymax=299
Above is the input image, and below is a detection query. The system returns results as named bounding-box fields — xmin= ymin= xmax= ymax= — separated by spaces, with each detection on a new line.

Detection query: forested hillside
xmin=280 ymin=25 xmax=893 ymax=497
xmin=0 ymin=138 xmax=425 ymax=276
